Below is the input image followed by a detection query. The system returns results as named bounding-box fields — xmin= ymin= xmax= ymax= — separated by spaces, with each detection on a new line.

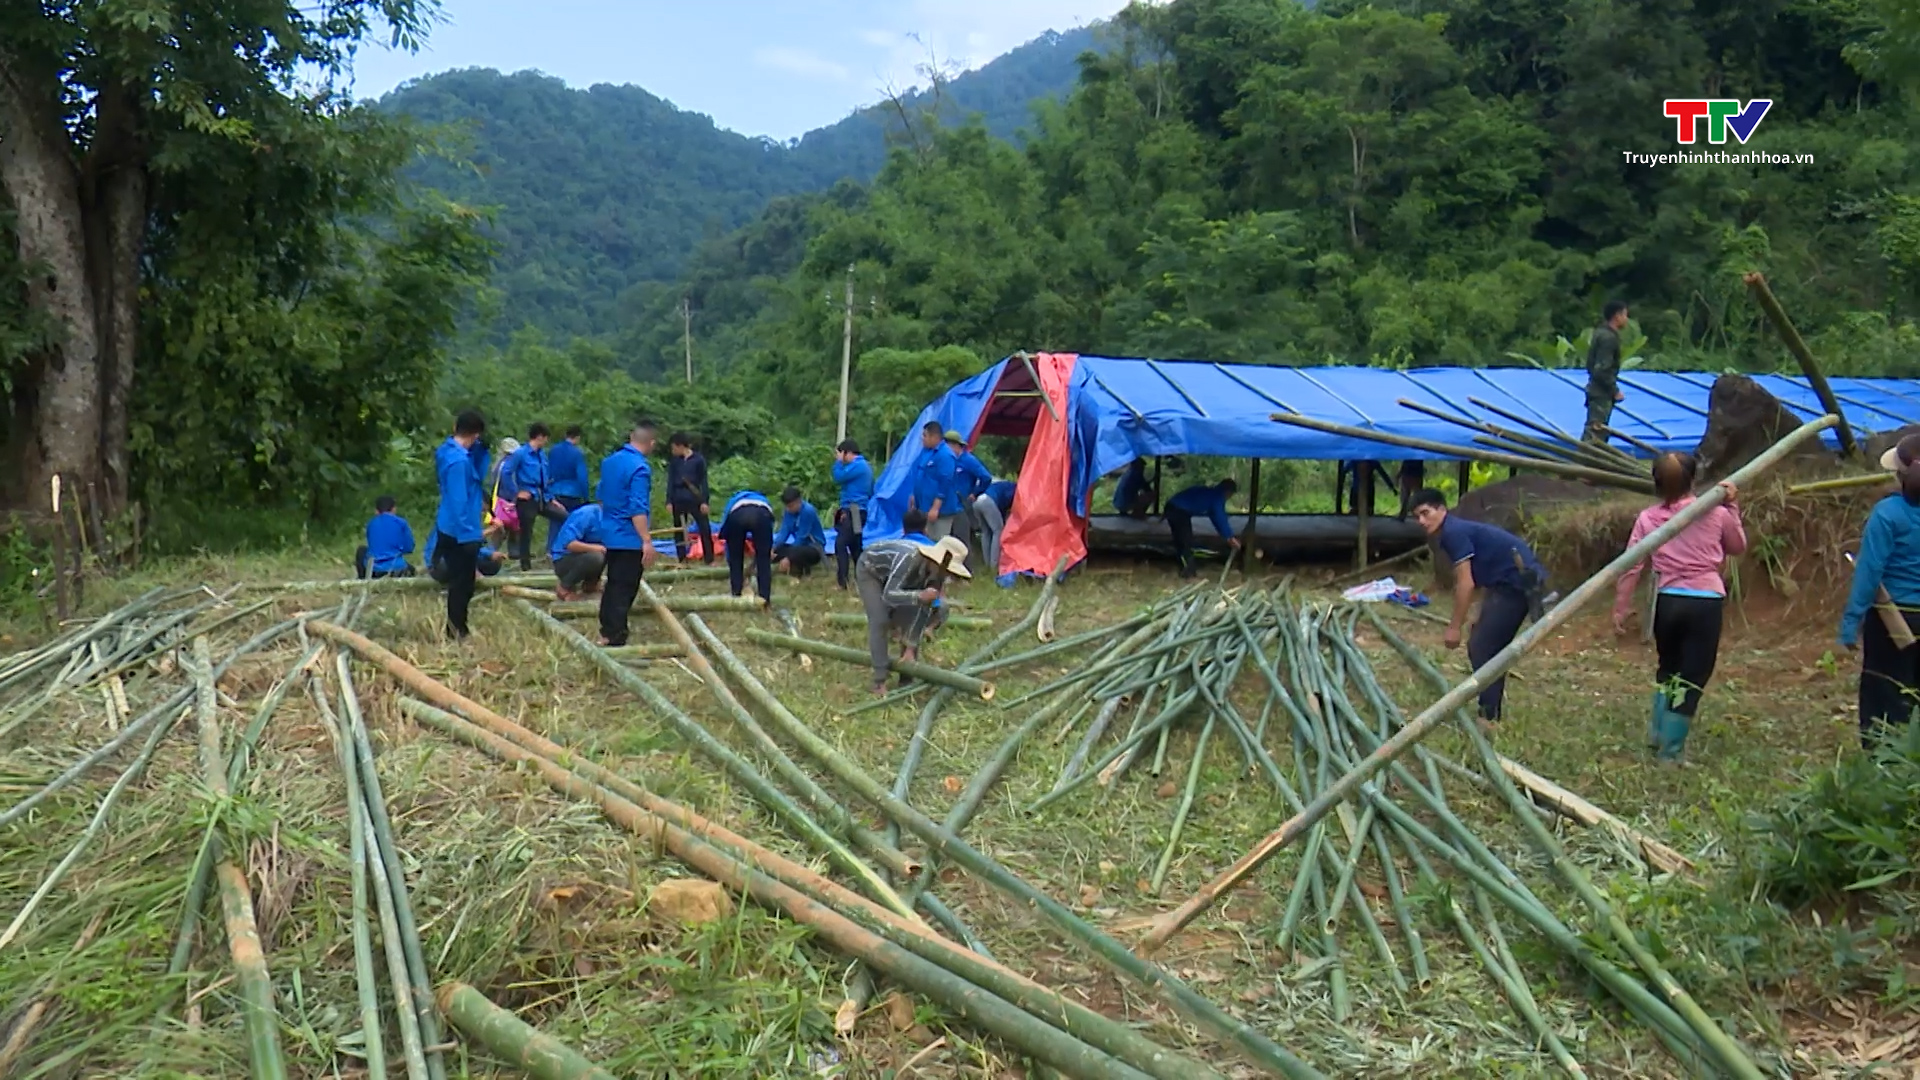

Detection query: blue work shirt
xmin=910 ymin=445 xmax=957 ymax=515
xmin=433 ymin=437 xmax=488 ymax=543
xmin=549 ymin=503 xmax=608 ymax=562
xmin=548 ymin=439 xmax=590 ymax=500
xmin=508 ymin=445 xmax=549 ymax=500
xmin=901 ymin=531 xmax=933 ymax=545
xmin=597 ymin=444 xmax=653 ymax=551
xmin=953 ymin=450 xmax=993 ymax=501
xmin=1114 ymin=460 xmax=1146 ymax=512
xmin=1840 ymin=493 xmax=1920 ymax=645
xmin=726 ymin=491 xmax=774 ymax=519
xmin=776 ymin=501 xmax=827 ymax=549
xmin=365 ymin=513 xmax=415 ymax=573
xmin=983 ymin=480 xmax=1016 ymax=515
xmin=833 ymin=455 xmax=875 ymax=510
xmin=1168 ymin=484 xmax=1234 ymax=540
xmin=1436 ymin=514 xmax=1543 ymax=594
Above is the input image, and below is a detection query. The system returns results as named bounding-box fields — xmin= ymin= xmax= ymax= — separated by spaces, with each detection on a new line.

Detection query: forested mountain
xmin=448 ymin=0 xmax=1920 ymax=473
xmin=381 ymin=26 xmax=1101 ymax=340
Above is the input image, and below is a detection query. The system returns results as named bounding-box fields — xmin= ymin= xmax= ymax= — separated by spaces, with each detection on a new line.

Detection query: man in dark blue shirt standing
xmin=547 ymin=425 xmax=591 ymax=512
xmin=667 ymin=432 xmax=714 ymax=565
xmin=908 ymin=421 xmax=958 ymax=541
xmin=1409 ymin=488 xmax=1548 ymax=728
xmin=597 ymin=420 xmax=658 ymax=647
xmin=434 ymin=410 xmax=490 ymax=639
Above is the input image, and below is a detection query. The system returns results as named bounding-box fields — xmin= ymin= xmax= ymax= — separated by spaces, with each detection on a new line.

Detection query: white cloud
xmin=753 ymin=45 xmax=852 ymax=83
xmin=854 ymin=0 xmax=1129 ymax=98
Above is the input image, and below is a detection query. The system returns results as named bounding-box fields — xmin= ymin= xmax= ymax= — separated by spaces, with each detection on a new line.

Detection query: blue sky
xmin=346 ymin=0 xmax=1127 ymax=141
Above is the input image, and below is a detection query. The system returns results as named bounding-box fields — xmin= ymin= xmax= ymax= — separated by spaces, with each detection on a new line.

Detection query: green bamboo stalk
xmin=601 ymin=642 xmax=685 ymax=659
xmin=324 ymin=683 xmax=387 ymax=1079
xmin=1305 ymin=837 xmax=1349 ymax=1022
xmin=1276 ymin=823 xmax=1326 ymax=951
xmin=1150 ymin=717 xmax=1213 ymax=893
xmin=1054 ymin=696 xmax=1124 ymax=791
xmin=549 ymin=593 xmax=767 ymax=616
xmin=826 ymin=611 xmax=992 ymax=630
xmin=361 ymin=810 xmax=431 ymax=1080
xmin=436 ymin=983 xmax=615 ymax=1080
xmin=742 ymin=627 xmax=993 ymax=700
xmin=1369 ymin=825 xmax=1428 ymax=990
xmin=1471 ymin=884 xmax=1583 ymax=1077
xmin=659 ymin=613 xmax=1326 ymax=1080
xmin=339 ymin=655 xmax=448 ymax=1080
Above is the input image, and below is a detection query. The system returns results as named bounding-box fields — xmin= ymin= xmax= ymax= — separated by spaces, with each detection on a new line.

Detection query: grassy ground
xmin=0 ymin=529 xmax=1905 ymax=1078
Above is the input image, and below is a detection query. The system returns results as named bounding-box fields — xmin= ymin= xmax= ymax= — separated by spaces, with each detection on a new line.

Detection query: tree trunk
xmin=0 ymin=53 xmax=144 ymax=519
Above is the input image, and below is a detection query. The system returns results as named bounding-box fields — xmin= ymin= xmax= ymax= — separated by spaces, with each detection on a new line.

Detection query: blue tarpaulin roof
xmin=861 ymin=356 xmax=1920 ymax=543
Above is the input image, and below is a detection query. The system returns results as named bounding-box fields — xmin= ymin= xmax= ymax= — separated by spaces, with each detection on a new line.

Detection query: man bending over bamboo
xmin=1410 ymin=488 xmax=1550 ymax=730
xmin=856 ymin=510 xmax=971 ymax=694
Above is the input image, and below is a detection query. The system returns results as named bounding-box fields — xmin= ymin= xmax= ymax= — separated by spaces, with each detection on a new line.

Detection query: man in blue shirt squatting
xmin=434 ymin=410 xmax=492 ymax=639
xmin=908 ymin=420 xmax=959 ymax=542
xmin=549 ymin=501 xmax=609 ymax=602
xmin=832 ymin=439 xmax=874 ymax=591
xmin=355 ymin=494 xmax=416 ymax=579
xmin=1409 ymin=487 xmax=1550 ymax=731
xmin=507 ymin=422 xmax=573 ymax=572
xmin=1839 ymin=432 xmax=1920 ymax=747
xmin=774 ymin=486 xmax=827 ymax=579
xmin=1165 ymin=478 xmax=1241 ymax=579
xmin=547 ymin=425 xmax=591 ymax=513
xmin=596 ymin=419 xmax=659 ymax=647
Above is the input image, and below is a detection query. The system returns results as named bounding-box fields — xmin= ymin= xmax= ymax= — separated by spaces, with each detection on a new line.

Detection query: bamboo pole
xmin=743 ymin=627 xmax=994 ymax=700
xmin=321 ymin=681 xmax=387 ymax=1080
xmin=601 ymin=642 xmax=685 ymax=659
xmin=1787 ymin=472 xmax=1890 ymax=494
xmin=1142 ymin=415 xmax=1836 ymax=953
xmin=435 ymin=983 xmax=615 ymax=1080
xmin=826 ymin=611 xmax=992 ymax=630
xmin=1270 ymin=412 xmax=1656 ymax=492
xmin=1744 ymin=271 xmax=1858 ymax=458
xmin=534 ymin=589 xmax=768 ymax=615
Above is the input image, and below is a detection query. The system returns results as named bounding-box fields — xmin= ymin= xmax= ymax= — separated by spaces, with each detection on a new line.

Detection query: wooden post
xmin=835 ymin=265 xmax=855 ymax=443
xmin=1245 ymin=459 xmax=1262 ymax=567
xmin=1151 ymin=457 xmax=1163 ymax=514
xmin=1744 ymin=271 xmax=1858 ymax=458
xmin=1334 ymin=462 xmax=1346 ymax=515
xmin=1456 ymin=460 xmax=1470 ymax=497
xmin=681 ymin=296 xmax=693 ymax=385
xmin=50 ymin=476 xmax=69 ymax=620
xmin=1355 ymin=460 xmax=1374 ymax=571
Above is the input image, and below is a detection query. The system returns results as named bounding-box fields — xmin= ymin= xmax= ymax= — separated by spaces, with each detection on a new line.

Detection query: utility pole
xmin=681 ymin=296 xmax=693 ymax=385
xmin=835 ymin=264 xmax=854 ymax=443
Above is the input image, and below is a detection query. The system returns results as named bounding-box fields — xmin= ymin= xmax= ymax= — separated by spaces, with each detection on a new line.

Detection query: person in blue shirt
xmin=944 ymin=430 xmax=992 ymax=568
xmin=1410 ymin=487 xmax=1549 ymax=728
xmin=548 ymin=425 xmax=591 ymax=512
xmin=596 ymin=420 xmax=659 ymax=647
xmin=720 ymin=489 xmax=777 ymax=604
xmin=973 ymin=479 xmax=1015 ymax=582
xmin=773 ymin=486 xmax=827 ymax=579
xmin=1337 ymin=460 xmax=1396 ymax=516
xmin=549 ymin=502 xmax=609 ymax=601
xmin=434 ymin=410 xmax=491 ymax=638
xmin=908 ymin=421 xmax=958 ymax=541
xmin=1165 ymin=479 xmax=1240 ymax=579
xmin=427 ymin=528 xmax=507 ymax=584
xmin=1113 ymin=459 xmax=1155 ymax=518
xmin=667 ymin=432 xmax=715 ymax=565
xmin=1841 ymin=434 xmax=1920 ymax=746
xmin=508 ymin=422 xmax=572 ymax=572
xmin=832 ymin=439 xmax=874 ymax=590
xmin=354 ymin=495 xmax=417 ymax=580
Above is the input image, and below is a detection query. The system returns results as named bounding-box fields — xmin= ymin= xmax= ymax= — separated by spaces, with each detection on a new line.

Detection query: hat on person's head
xmin=498 ymin=437 xmax=520 ymax=455
xmin=915 ymin=535 xmax=972 ymax=580
xmin=943 ymin=430 xmax=965 ymax=446
xmin=1881 ymin=433 xmax=1920 ymax=472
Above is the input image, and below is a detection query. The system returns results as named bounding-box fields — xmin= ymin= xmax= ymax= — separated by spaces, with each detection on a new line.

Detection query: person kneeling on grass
xmin=774 ymin=486 xmax=826 ymax=578
xmin=1409 ymin=487 xmax=1549 ymax=732
xmin=549 ymin=502 xmax=609 ymax=601
xmin=856 ymin=523 xmax=971 ymax=695
xmin=355 ymin=494 xmax=417 ymax=579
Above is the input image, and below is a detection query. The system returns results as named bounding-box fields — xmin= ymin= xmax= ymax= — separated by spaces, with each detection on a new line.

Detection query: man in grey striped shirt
xmin=858 ymin=515 xmax=972 ymax=693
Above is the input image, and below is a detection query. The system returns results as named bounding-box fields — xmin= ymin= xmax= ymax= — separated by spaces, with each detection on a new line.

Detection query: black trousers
xmin=1166 ymin=506 xmax=1197 ymax=575
xmin=834 ymin=506 xmax=865 ymax=588
xmin=1860 ymin=606 xmax=1920 ymax=746
xmin=775 ymin=542 xmax=824 ymax=577
xmin=1468 ymin=587 xmax=1531 ymax=720
xmin=552 ymin=495 xmax=585 ymax=513
xmin=435 ymin=532 xmax=481 ymax=638
xmin=555 ymin=550 xmax=606 ymax=592
xmin=513 ymin=497 xmax=570 ymax=569
xmin=672 ymin=504 xmax=714 ymax=563
xmin=723 ymin=506 xmax=775 ymax=602
xmin=1652 ymin=593 xmax=1724 ymax=716
xmin=598 ymin=549 xmax=646 ymax=646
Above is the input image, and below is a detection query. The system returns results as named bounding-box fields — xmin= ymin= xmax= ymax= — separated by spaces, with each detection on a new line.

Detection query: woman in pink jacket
xmin=1613 ymin=452 xmax=1746 ymax=763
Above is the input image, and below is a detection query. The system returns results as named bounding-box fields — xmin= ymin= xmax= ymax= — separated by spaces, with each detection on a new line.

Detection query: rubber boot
xmin=1655 ymin=702 xmax=1691 ymax=763
xmin=1646 ymin=691 xmax=1666 ymax=750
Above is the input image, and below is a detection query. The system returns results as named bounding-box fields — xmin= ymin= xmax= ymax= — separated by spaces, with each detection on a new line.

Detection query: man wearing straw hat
xmin=856 ymin=527 xmax=972 ymax=694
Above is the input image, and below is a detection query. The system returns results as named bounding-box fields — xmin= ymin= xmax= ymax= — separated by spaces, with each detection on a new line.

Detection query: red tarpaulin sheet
xmin=999 ymin=352 xmax=1084 ymax=578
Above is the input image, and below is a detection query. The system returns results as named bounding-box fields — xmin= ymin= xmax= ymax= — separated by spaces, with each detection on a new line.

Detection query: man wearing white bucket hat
xmin=856 ymin=525 xmax=972 ymax=694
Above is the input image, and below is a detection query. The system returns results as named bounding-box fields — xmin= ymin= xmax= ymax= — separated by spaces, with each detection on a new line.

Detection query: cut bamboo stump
xmin=743 ymin=628 xmax=994 ymax=700
xmin=435 ymin=982 xmax=615 ymax=1080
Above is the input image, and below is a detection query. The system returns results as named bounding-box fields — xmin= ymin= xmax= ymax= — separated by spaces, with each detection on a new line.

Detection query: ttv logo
xmin=1663 ymin=99 xmax=1771 ymax=145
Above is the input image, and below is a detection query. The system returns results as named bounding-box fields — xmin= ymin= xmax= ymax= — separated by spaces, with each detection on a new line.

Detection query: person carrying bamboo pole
xmin=857 ymin=520 xmax=971 ymax=694
xmin=1839 ymin=433 xmax=1920 ymax=747
xmin=1409 ymin=487 xmax=1549 ymax=729
xmin=1612 ymin=453 xmax=1745 ymax=763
